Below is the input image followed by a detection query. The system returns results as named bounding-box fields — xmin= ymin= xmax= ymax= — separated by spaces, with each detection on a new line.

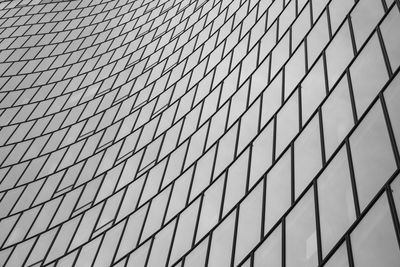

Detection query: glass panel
xmin=275 ymin=92 xmax=299 ymax=156
xmin=196 ymin=173 xmax=223 ymax=242
xmin=183 ymin=237 xmax=209 ymax=267
xmin=261 ymin=72 xmax=282 ymax=126
xmin=301 ymin=57 xmax=326 ymax=124
xmin=390 ymin=173 xmax=400 ymax=231
xmin=249 ymin=122 xmax=273 ymax=187
xmin=294 ymin=115 xmax=322 ymax=198
xmin=147 ymin=220 xmax=176 ymax=267
xmin=284 ymin=43 xmax=305 ymax=99
xmin=323 ymin=242 xmax=349 ymax=267
xmin=169 ymin=199 xmax=200 ymax=264
xmin=350 ymin=34 xmax=388 ymax=116
xmin=126 ymin=240 xmax=150 ymax=267
xmin=116 ymin=205 xmax=147 ymax=261
xmin=307 ymin=11 xmax=329 ymax=64
xmin=238 ymin=100 xmax=260 ymax=152
xmin=329 ymin=0 xmax=354 ymax=34
xmin=140 ymin=187 xmax=170 ymax=242
xmin=325 ymin=21 xmax=353 ymax=89
xmin=207 ymin=210 xmax=236 ymax=267
xmin=271 ymin=34 xmax=289 ymax=78
xmin=318 ymin=146 xmax=356 ymax=256
xmin=383 ymin=69 xmax=400 ymax=153
xmin=235 ymin=182 xmax=263 ymax=265
xmin=286 ymin=188 xmax=318 ymax=267
xmin=254 ymin=224 xmax=282 ymax=267
xmin=223 ymin=149 xmax=249 ymax=216
xmin=350 ymin=102 xmax=396 ymax=210
xmin=380 ymin=6 xmax=400 ymax=71
xmin=322 ymin=75 xmax=354 ymax=159
xmin=350 ymin=0 xmax=384 ymax=49
xmin=351 ymin=194 xmax=400 ymax=267
xmin=265 ymin=149 xmax=292 ymax=233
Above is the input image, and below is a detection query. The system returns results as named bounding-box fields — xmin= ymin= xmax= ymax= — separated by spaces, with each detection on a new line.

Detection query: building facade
xmin=0 ymin=0 xmax=400 ymax=266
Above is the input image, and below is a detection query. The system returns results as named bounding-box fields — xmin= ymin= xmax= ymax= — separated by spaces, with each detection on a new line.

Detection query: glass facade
xmin=0 ymin=0 xmax=399 ymax=266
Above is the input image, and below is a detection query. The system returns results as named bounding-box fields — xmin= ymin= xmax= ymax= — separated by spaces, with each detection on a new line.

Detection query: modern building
xmin=0 ymin=0 xmax=400 ymax=266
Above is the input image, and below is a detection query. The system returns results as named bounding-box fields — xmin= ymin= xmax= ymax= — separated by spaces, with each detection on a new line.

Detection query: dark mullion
xmin=204 ymin=233 xmax=213 ymax=267
xmin=234 ymin=118 xmax=241 ymax=158
xmin=41 ymin=222 xmax=65 ymax=266
xmin=165 ymin=215 xmax=179 ymax=267
xmin=231 ymin=206 xmax=240 ymax=267
xmin=376 ymin=27 xmax=393 ymax=77
xmin=304 ymin=38 xmax=309 ymax=71
xmin=261 ymin=175 xmax=267 ymax=239
xmin=157 ymin=143 xmax=172 ymax=190
xmin=289 ymin=28 xmax=293 ymax=55
xmin=67 ymin=211 xmax=87 ymax=256
xmin=380 ymin=95 xmax=400 ymax=168
xmin=21 ymin=233 xmax=41 ymax=267
xmin=386 ymin=184 xmax=400 ymax=251
xmin=136 ymin=200 xmax=151 ymax=248
xmin=272 ymin=115 xmax=277 ymax=163
xmin=326 ymin=6 xmax=333 ymax=39
xmin=208 ymin=140 xmax=219 ymax=188
xmin=133 ymin=153 xmax=147 ymax=209
xmin=192 ymin=194 xmax=204 ymax=247
xmin=322 ymin=52 xmax=330 ymax=95
xmin=345 ymin=139 xmax=361 ymax=218
xmin=185 ymin=157 xmax=197 ymax=207
xmin=290 ymin=145 xmax=295 ymax=204
xmin=144 ymin=237 xmax=155 ymax=267
xmin=298 ymin=86 xmax=303 ymax=129
xmin=202 ymin=115 xmax=212 ymax=154
xmin=381 ymin=0 xmax=389 ymax=11
xmin=282 ymin=217 xmax=286 ymax=267
xmin=246 ymin=144 xmax=253 ymax=192
xmin=346 ymin=70 xmax=358 ymax=124
xmin=347 ymin=16 xmax=358 ymax=55
xmin=219 ymin=171 xmax=228 ymax=221
xmin=346 ymin=235 xmax=355 ymax=267
xmin=258 ymin=93 xmax=263 ymax=132
xmin=318 ymin=108 xmax=327 ymax=165
xmin=313 ymin=180 xmax=323 ymax=265
xmin=280 ymin=67 xmax=285 ymax=105
xmin=161 ymin=178 xmax=174 ymax=225
xmin=246 ymin=69 xmax=252 ymax=109
xmin=181 ymin=129 xmax=194 ymax=176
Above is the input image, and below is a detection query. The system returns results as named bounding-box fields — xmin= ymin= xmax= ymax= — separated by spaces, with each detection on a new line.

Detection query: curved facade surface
xmin=1 ymin=0 xmax=400 ymax=266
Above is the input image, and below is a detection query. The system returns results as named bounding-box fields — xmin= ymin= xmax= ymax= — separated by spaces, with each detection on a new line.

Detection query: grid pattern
xmin=0 ymin=0 xmax=400 ymax=266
